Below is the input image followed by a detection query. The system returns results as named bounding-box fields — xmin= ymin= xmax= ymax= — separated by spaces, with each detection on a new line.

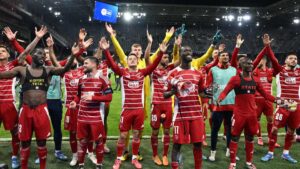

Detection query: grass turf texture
xmin=0 ymin=76 xmax=299 ymax=168
xmin=0 ymin=137 xmax=300 ymax=168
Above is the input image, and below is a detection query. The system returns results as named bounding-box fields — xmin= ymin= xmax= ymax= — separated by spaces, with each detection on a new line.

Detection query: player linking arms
xmin=100 ymin=37 xmax=166 ymax=169
xmin=217 ymin=57 xmax=286 ymax=169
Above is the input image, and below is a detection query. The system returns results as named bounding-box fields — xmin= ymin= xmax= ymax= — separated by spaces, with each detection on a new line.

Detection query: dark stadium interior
xmin=0 ymin=0 xmax=299 ymax=63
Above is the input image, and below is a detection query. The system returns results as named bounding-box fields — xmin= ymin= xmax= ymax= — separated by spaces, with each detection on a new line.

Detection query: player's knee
xmin=120 ymin=132 xmax=128 ymax=140
xmin=152 ymin=129 xmax=159 ymax=135
xmin=132 ymin=130 xmax=140 ymax=139
xmin=271 ymin=127 xmax=278 ymax=135
xmin=36 ymin=140 xmax=46 ymax=147
xmin=245 ymin=135 xmax=254 ymax=142
xmin=286 ymin=127 xmax=295 ymax=135
xmin=193 ymin=142 xmax=202 ymax=149
xmin=163 ymin=129 xmax=170 ymax=135
xmin=21 ymin=141 xmax=31 ymax=148
xmin=266 ymin=116 xmax=273 ymax=123
xmin=231 ymin=135 xmax=240 ymax=142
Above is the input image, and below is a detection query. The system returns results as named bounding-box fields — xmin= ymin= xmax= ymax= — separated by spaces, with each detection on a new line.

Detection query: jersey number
xmin=275 ymin=113 xmax=283 ymax=121
xmin=151 ymin=115 xmax=157 ymax=122
xmin=174 ymin=126 xmax=179 ymax=134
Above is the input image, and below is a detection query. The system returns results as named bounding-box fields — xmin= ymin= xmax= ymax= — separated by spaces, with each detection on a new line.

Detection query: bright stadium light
xmin=293 ymin=18 xmax=300 ymax=24
xmin=256 ymin=22 xmax=260 ymax=27
xmin=228 ymin=14 xmax=235 ymax=21
xmin=238 ymin=22 xmax=242 ymax=26
xmin=124 ymin=12 xmax=133 ymax=21
xmin=243 ymin=14 xmax=251 ymax=21
xmin=48 ymin=7 xmax=52 ymax=11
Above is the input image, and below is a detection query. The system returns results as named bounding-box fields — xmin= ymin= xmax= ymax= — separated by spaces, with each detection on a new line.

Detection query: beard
xmin=84 ymin=68 xmax=92 ymax=74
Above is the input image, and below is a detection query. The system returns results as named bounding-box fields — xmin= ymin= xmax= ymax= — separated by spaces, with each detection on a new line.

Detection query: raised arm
xmin=100 ymin=37 xmax=123 ymax=76
xmin=46 ymin=35 xmax=61 ymax=67
xmin=0 ymin=66 xmax=22 ymax=79
xmin=172 ymin=34 xmax=182 ymax=63
xmin=230 ymin=34 xmax=244 ymax=67
xmin=192 ymin=30 xmax=222 ymax=69
xmin=262 ymin=34 xmax=283 ymax=75
xmin=144 ymin=29 xmax=153 ymax=66
xmin=149 ymin=27 xmax=175 ymax=63
xmin=141 ymin=43 xmax=167 ymax=76
xmin=50 ymin=39 xmax=92 ymax=75
xmin=3 ymin=27 xmax=32 ymax=65
xmin=105 ymin=23 xmax=128 ymax=67
xmin=18 ymin=26 xmax=48 ymax=64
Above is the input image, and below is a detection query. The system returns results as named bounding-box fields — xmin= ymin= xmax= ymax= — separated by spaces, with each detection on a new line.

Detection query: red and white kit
xmin=150 ymin=64 xmax=174 ymax=129
xmin=167 ymin=67 xmax=205 ymax=144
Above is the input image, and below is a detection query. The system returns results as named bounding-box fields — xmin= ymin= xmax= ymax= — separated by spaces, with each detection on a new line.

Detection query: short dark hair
xmin=84 ymin=56 xmax=99 ymax=66
xmin=0 ymin=44 xmax=10 ymax=54
xmin=237 ymin=54 xmax=247 ymax=60
xmin=218 ymin=51 xmax=230 ymax=57
xmin=286 ymin=51 xmax=298 ymax=59
xmin=128 ymin=52 xmax=138 ymax=59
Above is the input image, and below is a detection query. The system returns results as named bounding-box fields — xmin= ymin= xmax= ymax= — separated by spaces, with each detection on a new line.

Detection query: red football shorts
xmin=119 ymin=108 xmax=145 ymax=132
xmin=255 ymin=98 xmax=274 ymax=118
xmin=64 ymin=107 xmax=78 ymax=131
xmin=0 ymin=102 xmax=18 ymax=130
xmin=150 ymin=103 xmax=172 ymax=129
xmin=273 ymin=105 xmax=300 ymax=129
xmin=18 ymin=104 xmax=51 ymax=141
xmin=173 ymin=118 xmax=204 ymax=144
xmin=77 ymin=122 xmax=106 ymax=141
xmin=231 ymin=114 xmax=258 ymax=136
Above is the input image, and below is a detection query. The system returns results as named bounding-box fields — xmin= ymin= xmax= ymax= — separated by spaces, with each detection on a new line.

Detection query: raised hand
xmin=35 ymin=25 xmax=48 ymax=39
xmin=212 ymin=30 xmax=222 ymax=45
xmin=175 ymin=34 xmax=182 ymax=46
xmin=262 ymin=34 xmax=273 ymax=46
xmin=99 ymin=37 xmax=110 ymax=50
xmin=175 ymin=24 xmax=187 ymax=37
xmin=159 ymin=42 xmax=169 ymax=53
xmin=166 ymin=26 xmax=175 ymax=37
xmin=105 ymin=22 xmax=115 ymax=35
xmin=236 ymin=34 xmax=244 ymax=48
xmin=146 ymin=29 xmax=153 ymax=43
xmin=218 ymin=43 xmax=226 ymax=52
xmin=3 ymin=27 xmax=17 ymax=40
xmin=46 ymin=35 xmax=54 ymax=47
xmin=82 ymin=38 xmax=93 ymax=49
xmin=79 ymin=28 xmax=87 ymax=41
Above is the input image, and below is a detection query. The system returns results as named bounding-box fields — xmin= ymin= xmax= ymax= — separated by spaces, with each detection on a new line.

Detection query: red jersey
xmin=219 ymin=74 xmax=275 ymax=117
xmin=77 ymin=73 xmax=110 ymax=124
xmin=0 ymin=60 xmax=19 ymax=103
xmin=151 ymin=64 xmax=175 ymax=105
xmin=167 ymin=67 xmax=204 ymax=121
xmin=253 ymin=68 xmax=274 ymax=99
xmin=276 ymin=67 xmax=300 ymax=104
xmin=98 ymin=60 xmax=109 ymax=79
xmin=104 ymin=49 xmax=164 ymax=110
xmin=63 ymin=67 xmax=84 ymax=106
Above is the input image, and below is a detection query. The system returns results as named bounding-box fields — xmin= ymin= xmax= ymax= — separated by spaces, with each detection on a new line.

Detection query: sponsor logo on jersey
xmin=128 ymin=81 xmax=140 ymax=88
xmin=284 ymin=77 xmax=296 ymax=84
xmin=70 ymin=79 xmax=79 ymax=86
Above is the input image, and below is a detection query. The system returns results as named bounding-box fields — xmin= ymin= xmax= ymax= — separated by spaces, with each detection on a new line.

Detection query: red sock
xmin=20 ymin=147 xmax=30 ymax=169
xmin=117 ymin=142 xmax=125 ymax=157
xmin=88 ymin=141 xmax=94 ymax=153
xmin=257 ymin=122 xmax=262 ymax=137
xmin=230 ymin=141 xmax=238 ymax=163
xmin=151 ymin=135 xmax=158 ymax=157
xmin=11 ymin=131 xmax=20 ymax=156
xmin=267 ymin=123 xmax=272 ymax=138
xmin=37 ymin=146 xmax=47 ymax=169
xmin=284 ymin=133 xmax=294 ymax=150
xmin=171 ymin=161 xmax=179 ymax=169
xmin=268 ymin=133 xmax=277 ymax=152
xmin=193 ymin=146 xmax=202 ymax=169
xmin=163 ymin=134 xmax=170 ymax=156
xmin=245 ymin=140 xmax=254 ymax=163
xmin=132 ymin=139 xmax=141 ymax=156
xmin=70 ymin=132 xmax=77 ymax=153
xmin=95 ymin=141 xmax=104 ymax=164
xmin=78 ymin=140 xmax=88 ymax=164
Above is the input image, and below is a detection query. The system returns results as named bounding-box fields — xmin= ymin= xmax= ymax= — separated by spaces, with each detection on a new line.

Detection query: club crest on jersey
xmin=179 ymin=81 xmax=195 ymax=97
xmin=128 ymin=81 xmax=140 ymax=88
xmin=70 ymin=79 xmax=79 ymax=86
xmin=284 ymin=77 xmax=296 ymax=84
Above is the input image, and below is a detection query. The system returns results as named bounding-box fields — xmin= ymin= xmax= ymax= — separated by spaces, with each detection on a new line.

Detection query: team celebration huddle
xmin=0 ymin=1 xmax=300 ymax=169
